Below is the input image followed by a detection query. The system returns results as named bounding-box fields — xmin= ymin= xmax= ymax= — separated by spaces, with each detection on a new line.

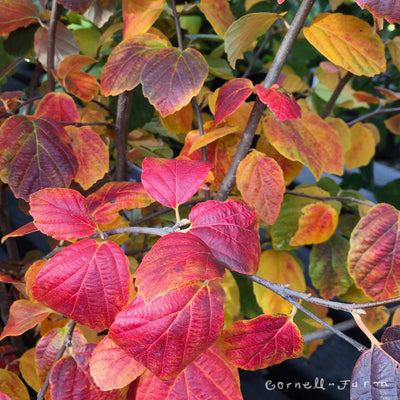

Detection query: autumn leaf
xmin=19 ymin=348 xmax=41 ymax=393
xmin=218 ymin=314 xmax=304 ymax=370
xmin=160 ymin=103 xmax=193 ymax=134
xmin=34 ymin=92 xmax=80 ymax=123
xmin=109 ymin=282 xmax=225 ymax=380
xmin=354 ymin=0 xmax=400 ymax=23
xmin=303 ymin=13 xmax=386 ymax=76
xmin=237 ymin=150 xmax=285 ymax=225
xmin=198 ymin=0 xmax=234 ymax=38
xmin=385 ymin=114 xmax=400 ymax=135
xmin=0 ymin=0 xmax=39 ymax=36
xmin=0 ymin=369 xmax=29 ymax=400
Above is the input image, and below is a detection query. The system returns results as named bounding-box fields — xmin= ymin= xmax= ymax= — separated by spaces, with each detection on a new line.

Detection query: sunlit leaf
xmin=136 ymin=344 xmax=242 ymax=400
xmin=237 ymin=150 xmax=285 ymax=225
xmin=0 ymin=300 xmax=51 ymax=341
xmin=263 ymin=112 xmax=344 ymax=180
xmin=100 ymin=34 xmax=168 ymax=96
xmin=135 ymin=232 xmax=226 ymax=302
xmin=354 ymin=0 xmax=400 ymax=23
xmin=29 ymin=188 xmax=96 ymax=240
xmin=225 ymin=13 xmax=281 ymax=68
xmin=198 ymin=0 xmax=234 ymax=39
xmin=221 ymin=270 xmax=241 ymax=328
xmin=0 ymin=0 xmax=39 ymax=36
xmin=309 ymin=235 xmax=353 ymax=299
xmin=214 ymin=78 xmax=254 ymax=125
xmin=0 ymin=116 xmax=78 ymax=201
xmin=189 ymin=200 xmax=261 ymax=274
xmin=32 ymin=239 xmax=130 ymax=331
xmin=218 ymin=314 xmax=304 ymax=370
xmin=348 ymin=203 xmax=400 ymax=301
xmin=0 ymin=369 xmax=29 ymax=400
xmin=34 ymin=92 xmax=80 ymax=123
xmin=141 ymin=157 xmax=212 ymax=208
xmin=89 ymin=335 xmax=145 ymax=390
xmin=160 ymin=103 xmax=193 ymax=134
xmin=109 ymin=282 xmax=225 ymax=380
xmin=303 ymin=13 xmax=386 ymax=76
xmin=290 ymin=201 xmax=339 ymax=246
xmin=142 ymin=47 xmax=208 ymax=116
xmin=254 ymin=249 xmax=306 ymax=314
xmin=19 ymin=348 xmax=41 ymax=393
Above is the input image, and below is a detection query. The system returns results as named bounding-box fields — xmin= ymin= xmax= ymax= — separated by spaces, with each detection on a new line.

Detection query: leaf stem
xmin=37 ymin=320 xmax=76 ymax=400
xmin=215 ymin=0 xmax=316 ymax=201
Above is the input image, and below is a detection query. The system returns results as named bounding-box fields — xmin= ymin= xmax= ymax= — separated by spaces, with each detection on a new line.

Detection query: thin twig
xmin=0 ymin=57 xmax=24 ymax=81
xmin=47 ymin=1 xmax=63 ymax=92
xmin=37 ymin=320 xmax=76 ymax=400
xmin=96 ymin=226 xmax=175 ymax=239
xmin=320 ymin=71 xmax=353 ymax=119
xmin=0 ymin=95 xmax=44 ymax=119
xmin=57 ymin=121 xmax=114 ymax=128
xmin=215 ymin=0 xmax=317 ymax=201
xmin=348 ymin=106 xmax=400 ymax=126
xmin=91 ymin=98 xmax=116 ymax=118
xmin=23 ymin=63 xmax=44 ymax=115
xmin=284 ymin=190 xmax=374 ymax=207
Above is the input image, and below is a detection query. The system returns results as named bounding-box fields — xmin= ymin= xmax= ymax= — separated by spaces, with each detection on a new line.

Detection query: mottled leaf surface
xmin=354 ymin=0 xmax=400 ymax=23
xmin=0 ymin=0 xmax=39 ymax=36
xmin=34 ymin=92 xmax=80 ymax=122
xmin=0 ymin=370 xmax=29 ymax=400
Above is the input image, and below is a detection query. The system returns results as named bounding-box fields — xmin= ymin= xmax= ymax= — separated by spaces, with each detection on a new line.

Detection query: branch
xmin=348 ymin=106 xmax=400 ymax=127
xmin=95 ymin=226 xmax=175 ymax=239
xmin=285 ymin=190 xmax=374 ymax=207
xmin=57 ymin=121 xmax=114 ymax=128
xmin=0 ymin=57 xmax=24 ymax=81
xmin=0 ymin=95 xmax=44 ymax=119
xmin=215 ymin=0 xmax=316 ymax=201
xmin=37 ymin=320 xmax=76 ymax=400
xmin=320 ymin=71 xmax=353 ymax=119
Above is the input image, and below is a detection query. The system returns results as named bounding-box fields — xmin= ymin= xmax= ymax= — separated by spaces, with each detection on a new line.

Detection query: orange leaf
xmin=160 ymin=102 xmax=193 ymax=134
xmin=34 ymin=92 xmax=80 ymax=122
xmin=0 ymin=300 xmax=51 ymax=341
xmin=218 ymin=314 xmax=304 ymax=370
xmin=0 ymin=0 xmax=39 ymax=36
xmin=0 ymin=369 xmax=29 ymax=400
xmin=198 ymin=0 xmax=234 ymax=38
xmin=290 ymin=202 xmax=338 ymax=246
xmin=263 ymin=112 xmax=344 ymax=179
xmin=385 ymin=114 xmax=400 ymax=135
xmin=376 ymin=87 xmax=400 ymax=103
xmin=303 ymin=13 xmax=386 ymax=76
xmin=237 ymin=150 xmax=285 ymax=224
xmin=1 ymin=222 xmax=38 ymax=243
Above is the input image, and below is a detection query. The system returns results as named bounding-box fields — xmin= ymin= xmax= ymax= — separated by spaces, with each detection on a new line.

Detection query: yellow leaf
xmin=161 ymin=103 xmax=193 ymax=134
xmin=221 ymin=270 xmax=241 ymax=328
xmin=329 ymin=0 xmax=344 ymax=11
xmin=325 ymin=117 xmax=352 ymax=154
xmin=254 ymin=249 xmax=306 ymax=314
xmin=245 ymin=0 xmax=265 ymax=10
xmin=388 ymin=37 xmax=400 ymax=72
xmin=290 ymin=202 xmax=338 ymax=246
xmin=345 ymin=122 xmax=376 ymax=169
xmin=303 ymin=13 xmax=386 ymax=76
xmin=364 ymin=122 xmax=380 ymax=145
xmin=198 ymin=0 xmax=234 ymax=38
xmin=19 ymin=348 xmax=42 ymax=393
xmin=0 ymin=369 xmax=29 ymax=400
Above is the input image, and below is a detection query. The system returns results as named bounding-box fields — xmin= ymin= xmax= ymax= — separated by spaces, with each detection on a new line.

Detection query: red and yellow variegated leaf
xmin=189 ymin=200 xmax=261 ymax=274
xmin=0 ymin=0 xmax=39 ymax=36
xmin=160 ymin=103 xmax=193 ymax=134
xmin=109 ymin=282 xmax=225 ymax=380
xmin=34 ymin=92 xmax=80 ymax=122
xmin=136 ymin=344 xmax=242 ymax=400
xmin=303 ymin=13 xmax=386 ymax=76
xmin=34 ymin=22 xmax=80 ymax=70
xmin=254 ymin=250 xmax=306 ymax=315
xmin=263 ymin=112 xmax=344 ymax=180
xmin=141 ymin=158 xmax=212 ymax=208
xmin=142 ymin=48 xmax=208 ymax=116
xmin=122 ymin=0 xmax=165 ymax=38
xmin=32 ymin=239 xmax=130 ymax=331
xmin=86 ymin=181 xmax=154 ymax=224
xmin=385 ymin=114 xmax=400 ymax=135
xmin=376 ymin=87 xmax=400 ymax=102
xmin=214 ymin=78 xmax=254 ymax=125
xmin=290 ymin=202 xmax=339 ymax=246
xmin=90 ymin=336 xmax=145 ymax=391
xmin=348 ymin=203 xmax=400 ymax=300
xmin=237 ymin=150 xmax=285 ymax=225
xmin=309 ymin=235 xmax=353 ymax=299
xmin=255 ymin=84 xmax=301 ymax=121
xmin=54 ymin=55 xmax=99 ymax=102
xmin=0 ymin=370 xmax=29 ymax=400
xmin=100 ymin=34 xmax=168 ymax=96
xmin=50 ymin=344 xmax=126 ymax=400
xmin=354 ymin=0 xmax=400 ymax=23
xmin=36 ymin=325 xmax=87 ymax=383
xmin=57 ymin=0 xmax=93 ymax=13
xmin=0 ymin=91 xmax=24 ymax=112
xmin=198 ymin=0 xmax=234 ymax=39
xmin=218 ymin=314 xmax=304 ymax=370
xmin=66 ymin=126 xmax=108 ymax=190
xmin=135 ymin=232 xmax=226 ymax=302
xmin=0 ymin=300 xmax=51 ymax=341
xmin=29 ymin=188 xmax=96 ymax=240
xmin=345 ymin=122 xmax=376 ymax=170
xmin=225 ymin=13 xmax=281 ymax=68
xmin=0 ymin=116 xmax=78 ymax=201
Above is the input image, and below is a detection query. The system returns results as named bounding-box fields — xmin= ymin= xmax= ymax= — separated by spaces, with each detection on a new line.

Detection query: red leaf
xmin=189 ymin=200 xmax=261 ymax=274
xmin=34 ymin=92 xmax=80 ymax=123
xmin=0 ymin=0 xmax=40 ymax=36
xmin=218 ymin=314 xmax=304 ymax=370
xmin=136 ymin=344 xmax=242 ymax=400
xmin=86 ymin=182 xmax=154 ymax=224
xmin=354 ymin=0 xmax=400 ymax=23
xmin=134 ymin=232 xmax=226 ymax=302
xmin=50 ymin=344 xmax=126 ymax=400
xmin=32 ymin=239 xmax=130 ymax=332
xmin=1 ymin=222 xmax=38 ymax=243
xmin=142 ymin=47 xmax=208 ymax=116
xmin=214 ymin=78 xmax=254 ymax=125
xmin=29 ymin=188 xmax=96 ymax=240
xmin=0 ymin=393 xmax=12 ymax=400
xmin=56 ymin=0 xmax=93 ymax=13
xmin=0 ymin=116 xmax=78 ymax=201
xmin=109 ymin=282 xmax=225 ymax=380
xmin=255 ymin=84 xmax=301 ymax=121
xmin=141 ymin=158 xmax=212 ymax=208
xmin=90 ymin=336 xmax=145 ymax=391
